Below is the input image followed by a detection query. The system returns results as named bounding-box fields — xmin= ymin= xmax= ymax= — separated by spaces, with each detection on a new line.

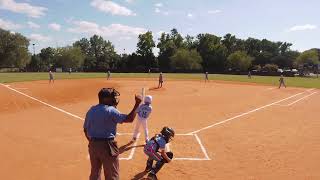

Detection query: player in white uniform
xmin=132 ymin=95 xmax=153 ymax=142
xmin=205 ymin=72 xmax=209 ymax=82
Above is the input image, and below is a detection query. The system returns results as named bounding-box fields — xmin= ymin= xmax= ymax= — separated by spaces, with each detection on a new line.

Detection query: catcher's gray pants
xmin=88 ymin=140 xmax=119 ymax=180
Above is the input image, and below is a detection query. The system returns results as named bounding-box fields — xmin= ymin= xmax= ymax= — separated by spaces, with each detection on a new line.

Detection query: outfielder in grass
xmin=132 ymin=95 xmax=153 ymax=143
xmin=278 ymin=74 xmax=286 ymax=88
xmin=144 ymin=127 xmax=175 ymax=180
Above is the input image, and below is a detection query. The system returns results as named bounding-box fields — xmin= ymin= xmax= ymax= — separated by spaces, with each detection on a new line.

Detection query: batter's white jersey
xmin=136 ymin=104 xmax=152 ymax=120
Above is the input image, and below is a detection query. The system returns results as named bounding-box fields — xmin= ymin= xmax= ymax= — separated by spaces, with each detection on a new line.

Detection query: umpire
xmin=83 ymin=88 xmax=142 ymax=180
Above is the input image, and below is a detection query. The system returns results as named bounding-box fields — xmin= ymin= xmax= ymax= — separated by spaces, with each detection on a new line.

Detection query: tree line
xmin=0 ymin=28 xmax=319 ymax=74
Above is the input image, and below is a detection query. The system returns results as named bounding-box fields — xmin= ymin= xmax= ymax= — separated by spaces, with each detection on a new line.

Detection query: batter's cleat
xmin=147 ymin=172 xmax=157 ymax=180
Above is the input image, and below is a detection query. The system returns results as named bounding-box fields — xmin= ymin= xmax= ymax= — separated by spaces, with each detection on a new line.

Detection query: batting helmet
xmin=144 ymin=95 xmax=152 ymax=104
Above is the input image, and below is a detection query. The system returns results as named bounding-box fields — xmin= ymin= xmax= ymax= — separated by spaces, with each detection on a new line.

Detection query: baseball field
xmin=0 ymin=73 xmax=320 ymax=180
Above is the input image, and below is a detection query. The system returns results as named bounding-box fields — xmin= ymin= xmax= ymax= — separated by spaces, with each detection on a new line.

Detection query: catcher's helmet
xmin=160 ymin=127 xmax=175 ymax=142
xmin=144 ymin=95 xmax=152 ymax=104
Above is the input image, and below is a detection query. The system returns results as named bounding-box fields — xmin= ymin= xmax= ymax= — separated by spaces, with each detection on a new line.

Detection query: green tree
xmin=170 ymin=48 xmax=202 ymax=71
xmin=73 ymin=38 xmax=90 ymax=55
xmin=54 ymin=46 xmax=84 ymax=69
xmin=196 ymin=33 xmax=227 ymax=72
xmin=136 ymin=31 xmax=156 ymax=70
xmin=89 ymin=35 xmax=117 ymax=71
xmin=296 ymin=49 xmax=319 ymax=65
xmin=262 ymin=64 xmax=279 ymax=72
xmin=157 ymin=29 xmax=184 ymax=71
xmin=222 ymin=33 xmax=238 ymax=55
xmin=74 ymin=38 xmax=94 ymax=71
xmin=184 ymin=35 xmax=197 ymax=50
xmin=27 ymin=55 xmax=41 ymax=71
xmin=39 ymin=47 xmax=55 ymax=71
xmin=0 ymin=28 xmax=30 ymax=68
xmin=227 ymin=51 xmax=253 ymax=71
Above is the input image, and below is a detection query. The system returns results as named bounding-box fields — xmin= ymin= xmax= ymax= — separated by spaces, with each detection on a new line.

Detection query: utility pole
xmin=32 ymin=43 xmax=36 ymax=56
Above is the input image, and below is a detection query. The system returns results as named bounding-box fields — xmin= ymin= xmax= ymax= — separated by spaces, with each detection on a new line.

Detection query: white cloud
xmin=155 ymin=8 xmax=160 ymax=13
xmin=288 ymin=24 xmax=317 ymax=32
xmin=119 ymin=36 xmax=132 ymax=41
xmin=48 ymin=23 xmax=61 ymax=31
xmin=0 ymin=18 xmax=22 ymax=30
xmin=187 ymin=13 xmax=193 ymax=18
xmin=0 ymin=0 xmax=47 ymax=18
xmin=208 ymin=10 xmax=221 ymax=14
xmin=67 ymin=20 xmax=147 ymax=37
xmin=27 ymin=21 xmax=40 ymax=29
xmin=154 ymin=3 xmax=163 ymax=7
xmin=90 ymin=0 xmax=136 ymax=16
xmin=29 ymin=33 xmax=51 ymax=42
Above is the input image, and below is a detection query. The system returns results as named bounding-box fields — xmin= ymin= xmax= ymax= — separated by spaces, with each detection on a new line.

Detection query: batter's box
xmin=116 ymin=133 xmax=140 ymax=160
xmin=169 ymin=134 xmax=211 ymax=161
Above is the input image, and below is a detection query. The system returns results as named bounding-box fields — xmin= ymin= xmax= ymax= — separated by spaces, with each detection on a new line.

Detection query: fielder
xmin=49 ymin=71 xmax=54 ymax=84
xmin=107 ymin=70 xmax=111 ymax=80
xmin=144 ymin=127 xmax=175 ymax=180
xmin=278 ymin=75 xmax=286 ymax=88
xmin=205 ymin=72 xmax=209 ymax=82
xmin=158 ymin=72 xmax=163 ymax=88
xmin=132 ymin=95 xmax=153 ymax=143
xmin=248 ymin=71 xmax=252 ymax=79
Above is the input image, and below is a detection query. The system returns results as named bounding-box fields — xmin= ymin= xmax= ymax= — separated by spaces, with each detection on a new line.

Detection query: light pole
xmin=32 ymin=43 xmax=36 ymax=56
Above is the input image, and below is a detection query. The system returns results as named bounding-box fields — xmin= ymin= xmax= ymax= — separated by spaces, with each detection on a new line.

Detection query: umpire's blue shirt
xmin=83 ymin=104 xmax=127 ymax=139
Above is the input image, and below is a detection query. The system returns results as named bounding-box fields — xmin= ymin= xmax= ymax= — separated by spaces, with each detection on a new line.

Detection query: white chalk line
xmin=266 ymin=87 xmax=277 ymax=90
xmin=1 ymin=83 xmax=208 ymax=161
xmin=126 ymin=134 xmax=140 ymax=160
xmin=307 ymin=88 xmax=315 ymax=92
xmin=0 ymin=83 xmax=84 ymax=121
xmin=194 ymin=134 xmax=211 ymax=160
xmin=188 ymin=90 xmax=307 ymax=134
xmin=275 ymin=91 xmax=318 ymax=107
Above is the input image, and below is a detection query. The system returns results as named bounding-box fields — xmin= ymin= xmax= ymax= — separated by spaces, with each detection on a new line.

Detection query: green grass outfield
xmin=0 ymin=72 xmax=319 ymax=88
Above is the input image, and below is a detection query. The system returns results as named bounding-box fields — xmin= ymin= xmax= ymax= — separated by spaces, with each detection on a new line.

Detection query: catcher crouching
xmin=144 ymin=127 xmax=175 ymax=179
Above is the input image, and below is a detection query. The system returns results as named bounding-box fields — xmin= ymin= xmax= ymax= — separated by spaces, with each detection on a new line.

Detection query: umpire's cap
xmin=98 ymin=88 xmax=120 ymax=100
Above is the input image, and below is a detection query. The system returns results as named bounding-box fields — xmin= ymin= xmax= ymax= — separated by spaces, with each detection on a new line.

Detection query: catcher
xmin=144 ymin=127 xmax=175 ymax=180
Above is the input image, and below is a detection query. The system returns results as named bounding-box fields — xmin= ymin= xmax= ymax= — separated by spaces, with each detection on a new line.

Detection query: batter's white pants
xmin=133 ymin=119 xmax=149 ymax=141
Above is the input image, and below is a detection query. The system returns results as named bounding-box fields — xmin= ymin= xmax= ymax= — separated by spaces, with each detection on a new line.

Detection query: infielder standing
xmin=158 ymin=72 xmax=163 ymax=88
xmin=278 ymin=75 xmax=286 ymax=88
xmin=49 ymin=70 xmax=54 ymax=84
xmin=132 ymin=95 xmax=153 ymax=143
xmin=205 ymin=72 xmax=209 ymax=82
xmin=107 ymin=71 xmax=111 ymax=80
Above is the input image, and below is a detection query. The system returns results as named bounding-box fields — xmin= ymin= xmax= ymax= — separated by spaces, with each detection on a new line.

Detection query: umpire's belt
xmin=90 ymin=137 xmax=114 ymax=142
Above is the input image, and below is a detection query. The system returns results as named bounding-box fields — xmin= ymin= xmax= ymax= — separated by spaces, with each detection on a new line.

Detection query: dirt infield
xmin=0 ymin=78 xmax=319 ymax=180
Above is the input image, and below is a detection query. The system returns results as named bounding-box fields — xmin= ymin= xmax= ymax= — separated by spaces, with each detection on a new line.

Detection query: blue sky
xmin=0 ymin=0 xmax=319 ymax=54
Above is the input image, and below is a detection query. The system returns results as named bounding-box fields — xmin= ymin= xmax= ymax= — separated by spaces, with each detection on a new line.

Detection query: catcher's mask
xmin=98 ymin=88 xmax=120 ymax=107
